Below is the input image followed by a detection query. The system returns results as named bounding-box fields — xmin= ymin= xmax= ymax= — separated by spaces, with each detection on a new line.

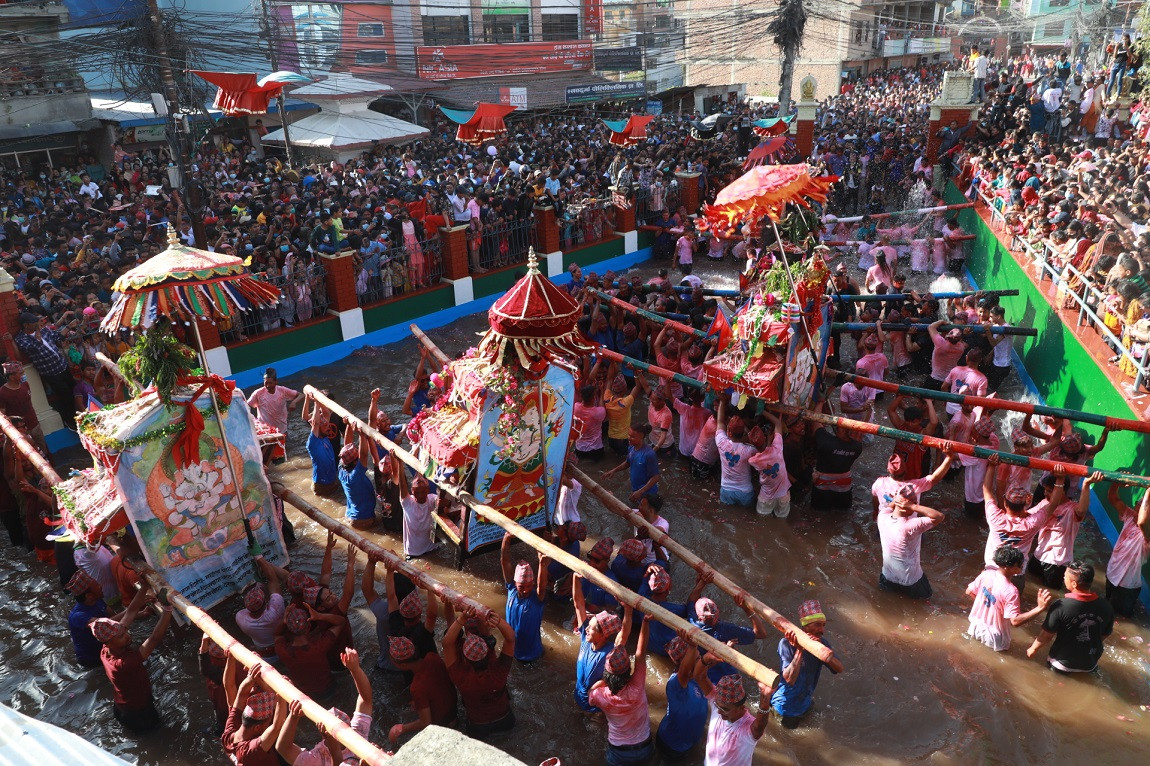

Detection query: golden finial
xmin=526 ymin=247 xmax=539 ymax=274
xmin=167 ymin=223 xmax=180 ymax=247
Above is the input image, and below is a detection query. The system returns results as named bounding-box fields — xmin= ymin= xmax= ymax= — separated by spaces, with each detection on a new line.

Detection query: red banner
xmin=585 ymin=0 xmax=602 ymax=35
xmin=416 ymin=40 xmax=593 ymax=81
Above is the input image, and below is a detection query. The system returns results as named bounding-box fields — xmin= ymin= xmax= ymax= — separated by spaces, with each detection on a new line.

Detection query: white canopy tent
xmin=261 ymin=73 xmax=429 ymax=163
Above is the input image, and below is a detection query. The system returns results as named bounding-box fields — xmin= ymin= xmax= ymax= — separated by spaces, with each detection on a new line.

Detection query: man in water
xmin=1027 ymin=560 xmax=1115 ymax=673
xmin=692 ymin=668 xmax=772 ymax=764
xmin=501 ymin=532 xmax=548 ymax=663
xmin=245 ymin=367 xmax=302 ymax=462
xmin=770 ymin=600 xmax=845 ymax=729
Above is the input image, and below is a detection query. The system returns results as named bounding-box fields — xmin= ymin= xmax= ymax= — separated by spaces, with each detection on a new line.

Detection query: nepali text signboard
xmin=416 ymin=40 xmax=592 ymax=81
xmin=565 ymin=81 xmax=646 ymax=103
xmin=594 ymin=46 xmax=642 ymax=72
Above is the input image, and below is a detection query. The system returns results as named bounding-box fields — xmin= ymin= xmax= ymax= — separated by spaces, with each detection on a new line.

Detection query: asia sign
xmin=416 ymin=40 xmax=592 ymax=81
xmin=565 ymin=80 xmax=646 ymax=103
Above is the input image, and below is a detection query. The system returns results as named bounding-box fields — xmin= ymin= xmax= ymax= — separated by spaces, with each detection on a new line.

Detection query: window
xmin=483 ymin=13 xmax=529 ymax=43
xmin=1048 ymin=0 xmax=1070 ymax=6
xmin=1043 ymin=20 xmax=1066 ymax=38
xmin=541 ymin=13 xmax=579 ymax=41
xmin=355 ymin=50 xmax=390 ymax=65
xmin=422 ymin=15 xmax=469 ymax=46
xmin=357 ymin=23 xmax=385 ymax=37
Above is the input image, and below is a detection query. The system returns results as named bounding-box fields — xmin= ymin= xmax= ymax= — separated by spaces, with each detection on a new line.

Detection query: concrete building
xmin=0 ymin=1 xmax=96 ymax=169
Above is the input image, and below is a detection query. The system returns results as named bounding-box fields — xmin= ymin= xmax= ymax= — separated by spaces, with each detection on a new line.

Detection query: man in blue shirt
xmin=500 ymin=532 xmax=548 ymax=662
xmin=656 ymin=637 xmax=709 ymax=761
xmin=571 ymin=580 xmax=629 ymax=712
xmin=580 ymin=537 xmax=619 ymax=613
xmin=338 ymin=422 xmax=377 ymax=530
xmin=771 ymin=599 xmax=845 ymax=729
xmin=603 ymin=424 xmax=661 ymax=503
xmin=690 ymin=592 xmax=768 ymax=682
xmin=66 ymin=570 xmax=107 ymax=668
xmin=546 ymin=521 xmax=586 ymax=600
xmin=642 ymin=566 xmax=710 ymax=657
xmin=302 ymin=392 xmax=338 ymax=497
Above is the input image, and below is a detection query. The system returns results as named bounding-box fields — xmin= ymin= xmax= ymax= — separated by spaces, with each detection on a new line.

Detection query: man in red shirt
xmin=443 ymin=607 xmax=516 ymax=737
xmin=0 ymin=361 xmax=47 ymax=453
xmin=388 ymin=635 xmax=458 ymax=745
xmin=91 ymin=586 xmax=174 ymax=733
xmin=221 ymin=661 xmax=282 ymax=766
xmin=274 ymin=604 xmax=345 ymax=699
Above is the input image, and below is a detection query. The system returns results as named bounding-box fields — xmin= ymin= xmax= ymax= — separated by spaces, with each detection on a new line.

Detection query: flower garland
xmin=77 ymin=402 xmax=231 ymax=453
xmin=52 ymin=485 xmax=86 ymax=534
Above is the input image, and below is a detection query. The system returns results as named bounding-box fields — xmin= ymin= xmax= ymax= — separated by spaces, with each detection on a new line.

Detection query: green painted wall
xmin=363 ymin=286 xmax=454 ymax=333
xmin=563 ymin=236 xmax=625 ymax=271
xmin=473 ymin=265 xmax=528 ymax=300
xmin=947 ymin=185 xmax=1149 ymax=581
xmin=227 ymin=317 xmax=343 ymax=372
xmin=637 ymin=230 xmax=655 ymax=250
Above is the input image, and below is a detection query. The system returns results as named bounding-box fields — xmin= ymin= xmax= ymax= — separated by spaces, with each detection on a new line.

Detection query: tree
xmin=768 ymin=0 xmax=807 ymax=115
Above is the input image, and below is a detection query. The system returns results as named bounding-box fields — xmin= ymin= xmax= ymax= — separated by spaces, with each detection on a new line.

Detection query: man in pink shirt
xmin=983 ymin=456 xmax=1065 ymax=596
xmin=965 ymin=545 xmax=1052 ymax=652
xmin=246 ymin=367 xmax=303 ymax=461
xmin=748 ymin=412 xmax=790 ymax=518
xmin=925 ymin=319 xmax=966 ymax=389
xmin=855 ymin=332 xmax=889 ymax=398
xmin=589 ymin=614 xmax=653 ymax=764
xmin=877 ymin=495 xmax=946 ymax=599
xmin=941 ymin=348 xmax=988 ymax=416
xmin=691 ymin=666 xmax=770 ymax=766
xmin=1105 ymin=481 xmax=1150 ymax=617
xmin=871 ymin=450 xmax=953 ymax=521
xmin=1030 ymin=472 xmax=1095 ymax=589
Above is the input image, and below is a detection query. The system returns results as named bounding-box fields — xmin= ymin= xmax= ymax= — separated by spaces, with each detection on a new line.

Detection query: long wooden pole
xmin=270 ymin=482 xmax=491 ymax=616
xmin=833 ymin=370 xmax=1150 ymax=436
xmin=829 ymin=289 xmax=1019 ymax=302
xmin=825 ymin=202 xmax=975 ymax=224
xmin=408 ymin=324 xmax=450 ymax=366
xmin=821 ymin=235 xmax=976 ymax=246
xmin=569 ymin=466 xmax=835 ymax=665
xmin=598 ymin=348 xmax=706 ymax=390
xmin=770 ymin=403 xmax=1150 ymax=488
xmin=0 ymin=414 xmax=393 ymax=764
xmin=131 ymin=562 xmax=391 ymax=766
xmin=302 ymin=386 xmax=778 ymax=686
xmin=831 ymin=322 xmax=1037 ymax=337
xmin=592 ymin=290 xmax=708 ymax=339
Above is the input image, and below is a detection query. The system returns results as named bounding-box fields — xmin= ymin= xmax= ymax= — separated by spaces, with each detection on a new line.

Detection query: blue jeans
xmin=606 ymin=738 xmax=653 ymax=766
xmin=1106 ymin=64 xmax=1124 ymax=99
xmin=719 ymin=487 xmax=755 ymax=507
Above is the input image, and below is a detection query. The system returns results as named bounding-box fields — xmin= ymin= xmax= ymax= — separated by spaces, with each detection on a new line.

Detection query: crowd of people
xmin=2 ymin=41 xmax=1150 ymax=766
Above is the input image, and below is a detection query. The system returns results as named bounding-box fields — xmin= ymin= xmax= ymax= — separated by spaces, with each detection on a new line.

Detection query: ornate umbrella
xmin=439 ymin=103 xmax=517 ymax=145
xmin=742 ymin=136 xmax=793 ymax=170
xmin=751 ymin=114 xmax=794 ymax=138
xmin=100 ymin=225 xmax=282 ymax=553
xmin=702 ymin=164 xmax=838 ymax=230
xmin=603 ymin=115 xmax=656 ymax=146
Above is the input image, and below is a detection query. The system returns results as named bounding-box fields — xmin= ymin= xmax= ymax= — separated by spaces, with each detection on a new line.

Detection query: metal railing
xmin=559 ymin=198 xmax=615 ymax=251
xmin=478 ymin=215 xmax=534 ymax=271
xmin=222 ymin=262 xmax=330 ymax=343
xmin=356 ymin=236 xmax=444 ymax=306
xmin=973 ymin=186 xmax=1148 ymax=394
xmin=633 ymin=182 xmax=680 ymax=226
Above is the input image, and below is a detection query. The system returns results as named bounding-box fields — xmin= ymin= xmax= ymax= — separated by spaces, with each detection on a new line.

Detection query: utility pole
xmin=770 ymin=0 xmax=807 ymax=115
xmin=260 ymin=0 xmax=295 ymax=168
xmin=145 ymin=0 xmax=207 ymax=248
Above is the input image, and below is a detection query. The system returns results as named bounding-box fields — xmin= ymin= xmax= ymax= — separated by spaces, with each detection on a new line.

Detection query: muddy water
xmin=2 ymin=257 xmax=1149 ymax=765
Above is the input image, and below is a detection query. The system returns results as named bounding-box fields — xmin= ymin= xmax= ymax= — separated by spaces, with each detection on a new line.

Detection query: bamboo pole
xmin=269 ymin=482 xmax=491 ymax=616
xmin=95 ymin=351 xmax=136 ymax=388
xmin=569 ymin=467 xmax=835 ymax=665
xmin=408 ymin=324 xmax=450 ymax=366
xmin=770 ymin=403 xmax=1150 ymax=488
xmin=301 ymin=386 xmax=778 ymax=686
xmin=598 ymin=348 xmax=706 ymax=390
xmin=832 ymin=371 xmax=1150 ymax=436
xmin=592 ymin=290 xmax=708 ymax=339
xmin=831 ymin=322 xmax=1037 ymax=337
xmin=0 ymin=415 xmax=393 ymax=764
xmin=825 ymin=202 xmax=975 ymax=224
xmin=131 ymin=562 xmax=392 ymax=766
xmin=822 ymin=235 xmax=975 ymax=246
xmin=829 ymin=289 xmax=1019 ymax=302
xmin=0 ymin=411 xmax=62 ymax=483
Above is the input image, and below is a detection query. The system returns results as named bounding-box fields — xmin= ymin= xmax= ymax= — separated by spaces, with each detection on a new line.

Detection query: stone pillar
xmin=318 ymin=250 xmax=359 ymax=313
xmin=791 ymin=75 xmax=818 ymax=158
xmin=0 ymin=268 xmax=21 ymax=361
xmin=613 ymin=201 xmax=636 ymax=234
xmin=440 ymin=225 xmax=470 ymax=281
xmin=533 ymin=206 xmax=560 ymax=255
xmin=926 ymin=70 xmax=981 ymax=166
xmin=675 ymin=172 xmax=701 ymax=216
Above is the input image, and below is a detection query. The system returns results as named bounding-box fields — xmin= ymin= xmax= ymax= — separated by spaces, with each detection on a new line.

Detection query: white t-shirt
xmin=992 ymin=326 xmax=1012 ymax=367
xmin=1107 ymin=515 xmax=1150 ymax=589
xmin=246 ymin=385 xmax=299 ymax=435
xmin=748 ymin=433 xmax=790 ymax=501
xmin=633 ymin=514 xmax=669 ymax=565
xmin=877 ymin=512 xmax=935 ymax=585
xmin=401 ymin=493 xmax=437 ymax=556
xmin=974 ymin=56 xmax=989 ymax=79
xmin=1031 ymin=500 xmax=1081 ymax=567
xmin=714 ymin=428 xmax=757 ymax=494
xmin=966 ymin=566 xmax=1019 ymax=651
xmin=704 ymin=693 xmax=757 ymax=766
xmin=236 ymin=592 xmax=286 ymax=649
xmin=555 ymin=480 xmax=583 ymax=525
xmin=73 ymin=545 xmax=118 ymax=604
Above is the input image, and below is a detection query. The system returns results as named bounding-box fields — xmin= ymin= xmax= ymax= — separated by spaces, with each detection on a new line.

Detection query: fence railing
xmin=633 ymin=182 xmax=680 ymax=226
xmin=478 ymin=216 xmax=534 ymax=271
xmin=221 ymin=262 xmax=330 ymax=343
xmin=974 ymin=186 xmax=1148 ymax=394
xmin=356 ymin=236 xmax=444 ymax=306
xmin=559 ymin=198 xmax=615 ymax=251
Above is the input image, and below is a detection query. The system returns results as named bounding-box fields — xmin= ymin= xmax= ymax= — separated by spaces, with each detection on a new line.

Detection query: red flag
xmin=707 ymin=308 xmax=733 ymax=352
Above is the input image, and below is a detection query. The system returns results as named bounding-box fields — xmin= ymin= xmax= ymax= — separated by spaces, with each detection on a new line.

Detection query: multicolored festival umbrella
xmin=101 ymin=229 xmax=281 ymax=332
xmin=439 ymin=103 xmax=517 ymax=145
xmin=751 ymin=114 xmax=794 ymax=138
xmin=742 ymin=136 xmax=793 ymax=170
xmin=603 ymin=115 xmax=655 ymax=146
xmin=190 ymin=70 xmax=310 ymax=116
xmin=702 ymin=164 xmax=838 ymax=230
